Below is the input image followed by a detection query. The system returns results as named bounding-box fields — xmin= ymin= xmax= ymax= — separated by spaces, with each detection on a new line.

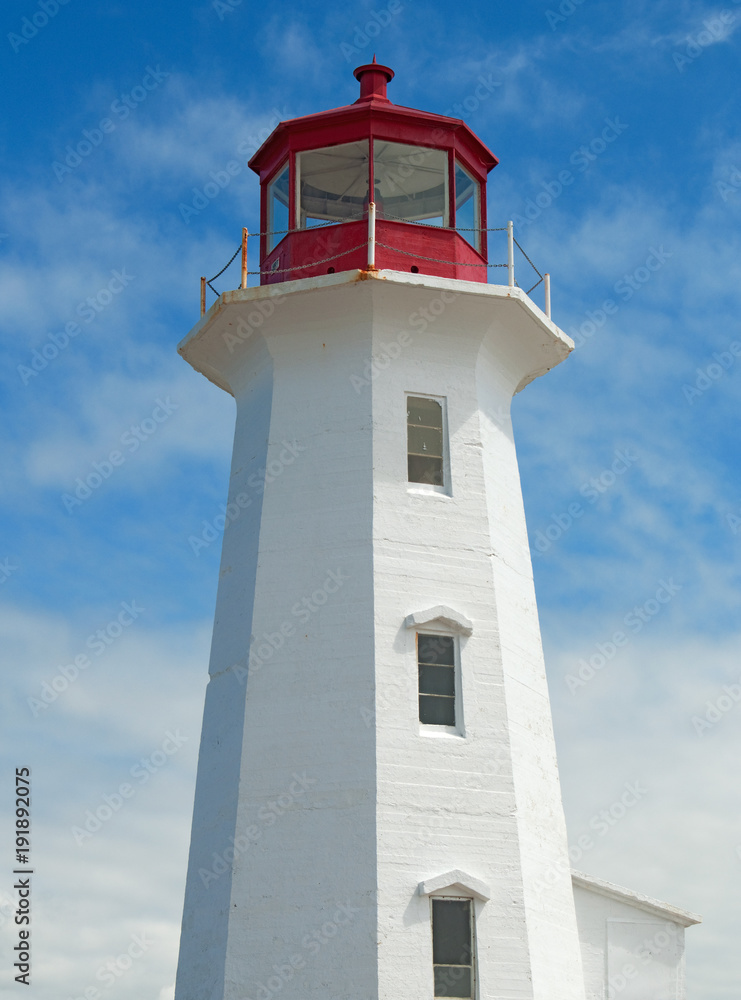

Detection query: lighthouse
xmin=172 ymin=61 xmax=698 ymax=1000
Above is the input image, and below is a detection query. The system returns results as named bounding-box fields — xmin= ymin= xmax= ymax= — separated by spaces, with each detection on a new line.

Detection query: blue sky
xmin=1 ymin=0 xmax=740 ymax=997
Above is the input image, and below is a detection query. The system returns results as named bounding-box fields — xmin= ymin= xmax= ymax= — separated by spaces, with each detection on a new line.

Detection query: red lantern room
xmin=248 ymin=59 xmax=499 ymax=285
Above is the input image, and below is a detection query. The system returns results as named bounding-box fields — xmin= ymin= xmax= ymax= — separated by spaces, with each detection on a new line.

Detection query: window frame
xmin=294 ymin=139 xmax=371 ymax=230
xmin=266 ymin=160 xmax=290 ymax=254
xmin=430 ymin=895 xmax=477 ymax=1000
xmin=454 ymin=158 xmax=481 ymax=253
xmin=415 ymin=627 xmax=464 ymax=737
xmin=373 ymin=139 xmax=450 ymax=227
xmin=417 ymin=632 xmax=457 ymax=729
xmin=406 ymin=392 xmax=451 ymax=495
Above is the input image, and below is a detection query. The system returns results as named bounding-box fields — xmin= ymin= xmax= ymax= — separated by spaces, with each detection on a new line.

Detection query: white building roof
xmin=572 ymin=870 xmax=702 ymax=927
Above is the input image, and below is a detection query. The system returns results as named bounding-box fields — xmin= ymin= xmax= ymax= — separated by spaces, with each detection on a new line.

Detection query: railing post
xmin=507 ymin=220 xmax=514 ymax=288
xmin=544 ymin=272 xmax=551 ymax=320
xmin=367 ymin=201 xmax=376 ymax=269
xmin=241 ymin=228 xmax=248 ymax=289
xmin=200 ymin=277 xmax=206 ymax=317
xmin=239 ymin=226 xmax=250 ymax=288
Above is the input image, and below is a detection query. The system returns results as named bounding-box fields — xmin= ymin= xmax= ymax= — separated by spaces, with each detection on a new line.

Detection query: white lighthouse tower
xmin=173 ymin=60 xmax=597 ymax=1000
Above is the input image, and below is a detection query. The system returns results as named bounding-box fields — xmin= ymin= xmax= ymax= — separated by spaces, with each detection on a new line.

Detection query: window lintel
xmin=419 ymin=869 xmax=490 ymax=902
xmin=405 ymin=606 xmax=473 ymax=637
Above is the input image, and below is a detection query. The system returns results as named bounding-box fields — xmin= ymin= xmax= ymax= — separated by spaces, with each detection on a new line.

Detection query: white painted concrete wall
xmin=572 ymin=875 xmax=696 ymax=1000
xmin=175 ymin=271 xmax=583 ymax=1000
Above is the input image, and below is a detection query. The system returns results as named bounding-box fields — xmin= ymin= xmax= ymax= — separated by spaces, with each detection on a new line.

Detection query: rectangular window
xmin=432 ymin=898 xmax=474 ymax=998
xmin=374 ymin=140 xmax=449 ymax=226
xmin=267 ymin=162 xmax=290 ymax=253
xmin=296 ymin=140 xmax=370 ymax=228
xmin=418 ymin=634 xmax=455 ymax=727
xmin=407 ymin=395 xmax=445 ymax=487
xmin=454 ymin=160 xmax=481 ymax=252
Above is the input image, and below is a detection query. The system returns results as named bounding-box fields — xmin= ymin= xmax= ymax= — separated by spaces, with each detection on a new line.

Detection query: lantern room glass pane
xmin=455 ymin=161 xmax=480 ymax=252
xmin=297 ymin=140 xmax=370 ymax=228
xmin=373 ymin=141 xmax=449 ymax=226
xmin=267 ymin=162 xmax=290 ymax=253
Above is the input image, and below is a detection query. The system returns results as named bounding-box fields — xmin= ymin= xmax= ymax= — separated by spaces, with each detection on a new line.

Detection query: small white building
xmin=572 ymin=871 xmax=701 ymax=1000
xmin=173 ymin=61 xmax=699 ymax=1000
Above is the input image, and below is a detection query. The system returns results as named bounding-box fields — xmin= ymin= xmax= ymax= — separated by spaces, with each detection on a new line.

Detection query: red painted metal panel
xmin=261 ymin=220 xmax=488 ymax=286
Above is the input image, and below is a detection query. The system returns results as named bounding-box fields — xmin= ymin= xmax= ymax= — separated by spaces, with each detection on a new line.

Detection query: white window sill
xmin=407 ymin=485 xmax=453 ymax=499
xmin=419 ymin=725 xmax=465 ymax=739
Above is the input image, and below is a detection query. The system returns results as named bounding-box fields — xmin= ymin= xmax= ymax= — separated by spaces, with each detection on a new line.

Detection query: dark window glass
xmin=434 ymin=966 xmax=473 ymax=998
xmin=419 ymin=664 xmax=455 ymax=697
xmin=418 ymin=634 xmax=455 ymax=726
xmin=432 ymin=899 xmax=473 ymax=998
xmin=418 ymin=634 xmax=455 ymax=666
xmin=407 ymin=396 xmax=444 ymax=486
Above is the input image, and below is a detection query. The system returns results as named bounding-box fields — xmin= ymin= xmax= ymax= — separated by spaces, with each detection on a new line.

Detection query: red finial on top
xmin=354 ymin=59 xmax=394 ymax=102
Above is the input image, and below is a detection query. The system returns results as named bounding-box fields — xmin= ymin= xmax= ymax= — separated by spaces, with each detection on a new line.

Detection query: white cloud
xmin=0 ymin=604 xmax=208 ymax=1000
xmin=22 ymin=370 xmax=233 ymax=492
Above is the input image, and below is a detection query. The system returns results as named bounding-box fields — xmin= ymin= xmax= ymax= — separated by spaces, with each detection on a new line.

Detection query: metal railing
xmin=200 ymin=212 xmax=552 ymax=321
